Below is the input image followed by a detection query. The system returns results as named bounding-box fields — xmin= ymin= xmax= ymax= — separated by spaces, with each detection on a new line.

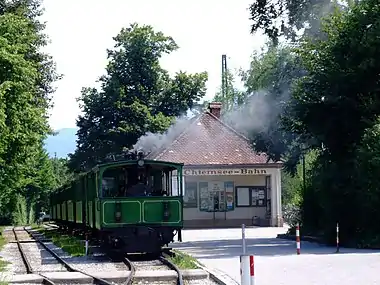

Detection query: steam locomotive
xmin=49 ymin=150 xmax=184 ymax=253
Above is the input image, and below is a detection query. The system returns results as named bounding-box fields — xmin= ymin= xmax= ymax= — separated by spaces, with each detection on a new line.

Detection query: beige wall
xmin=172 ymin=166 xmax=282 ymax=227
xmin=181 ymin=171 xmax=281 ymax=227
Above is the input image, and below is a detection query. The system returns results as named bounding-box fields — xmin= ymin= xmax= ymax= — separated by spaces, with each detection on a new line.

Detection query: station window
xmin=235 ymin=186 xmax=267 ymax=207
xmin=197 ymin=181 xmax=235 ymax=212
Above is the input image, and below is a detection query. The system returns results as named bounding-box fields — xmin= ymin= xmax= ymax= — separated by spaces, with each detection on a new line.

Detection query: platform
xmin=7 ymin=269 xmax=210 ymax=284
xmin=171 ymin=227 xmax=380 ymax=285
xmin=6 ymin=274 xmax=43 ymax=284
xmin=41 ymin=272 xmax=92 ymax=284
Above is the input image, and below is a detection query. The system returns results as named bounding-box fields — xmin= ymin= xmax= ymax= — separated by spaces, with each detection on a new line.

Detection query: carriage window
xmin=101 ymin=167 xmax=129 ymax=197
xmin=101 ymin=165 xmax=181 ymax=197
xmin=102 ymin=177 xmax=116 ymax=196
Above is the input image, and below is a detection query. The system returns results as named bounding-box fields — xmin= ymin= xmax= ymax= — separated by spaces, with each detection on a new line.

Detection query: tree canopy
xmin=248 ymin=0 xmax=350 ymax=44
xmin=68 ymin=23 xmax=208 ymax=171
xmin=0 ymin=0 xmax=65 ymax=224
xmin=286 ymin=0 xmax=380 ymax=245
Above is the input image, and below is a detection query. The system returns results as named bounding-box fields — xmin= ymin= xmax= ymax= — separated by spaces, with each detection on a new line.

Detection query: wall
xmin=181 ymin=172 xmax=276 ymax=228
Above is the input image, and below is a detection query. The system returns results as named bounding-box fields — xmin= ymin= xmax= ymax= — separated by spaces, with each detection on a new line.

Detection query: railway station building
xmin=149 ymin=102 xmax=283 ymax=228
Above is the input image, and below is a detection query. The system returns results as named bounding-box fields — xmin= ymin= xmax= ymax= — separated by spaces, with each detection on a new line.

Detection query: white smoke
xmin=223 ymin=89 xmax=289 ymax=136
xmin=132 ymin=114 xmax=196 ymax=154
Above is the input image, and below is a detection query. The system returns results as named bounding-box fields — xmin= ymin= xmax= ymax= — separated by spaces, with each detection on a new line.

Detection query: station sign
xmin=184 ymin=168 xmax=268 ymax=176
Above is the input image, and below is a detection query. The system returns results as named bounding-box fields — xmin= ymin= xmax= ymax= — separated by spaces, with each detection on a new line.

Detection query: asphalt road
xmin=172 ymin=227 xmax=380 ymax=285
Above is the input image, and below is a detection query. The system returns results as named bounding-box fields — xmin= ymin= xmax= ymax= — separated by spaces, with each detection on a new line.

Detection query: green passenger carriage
xmin=49 ymin=151 xmax=184 ymax=253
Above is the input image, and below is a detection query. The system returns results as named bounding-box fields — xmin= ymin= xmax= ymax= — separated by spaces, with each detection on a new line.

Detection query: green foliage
xmin=40 ymin=229 xmax=85 ymax=256
xmin=281 ymin=150 xmax=318 ymax=227
xmin=69 ymin=23 xmax=208 ymax=171
xmin=169 ymin=250 xmax=199 ymax=270
xmin=282 ymin=150 xmax=319 ymax=206
xmin=282 ymin=0 xmax=380 ymax=246
xmin=291 ymin=1 xmax=380 ymax=158
xmin=237 ymin=44 xmax=305 ymax=172
xmin=353 ymin=118 xmax=380 ymax=246
xmin=246 ymin=0 xmax=380 ymax=247
xmin=213 ymin=68 xmax=246 ymax=113
xmin=0 ymin=0 xmax=66 ymax=225
xmin=12 ymin=194 xmax=27 ymax=226
xmin=248 ymin=0 xmax=349 ymax=44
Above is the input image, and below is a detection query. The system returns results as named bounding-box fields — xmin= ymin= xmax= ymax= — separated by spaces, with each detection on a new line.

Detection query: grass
xmin=38 ymin=228 xmax=85 ymax=257
xmin=168 ymin=250 xmax=199 ymax=270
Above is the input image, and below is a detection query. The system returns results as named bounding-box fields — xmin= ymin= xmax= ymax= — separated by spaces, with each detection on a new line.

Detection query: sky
xmin=40 ymin=0 xmax=267 ymax=130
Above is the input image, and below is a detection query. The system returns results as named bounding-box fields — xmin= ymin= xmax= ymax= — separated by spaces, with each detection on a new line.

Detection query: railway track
xmin=13 ymin=227 xmax=56 ymax=285
xmin=159 ymin=253 xmax=184 ymax=285
xmin=14 ymin=227 xmax=118 ymax=285
xmin=112 ymin=251 xmax=184 ymax=285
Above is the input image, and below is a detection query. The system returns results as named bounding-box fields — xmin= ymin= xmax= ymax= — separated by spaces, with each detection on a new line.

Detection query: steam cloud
xmin=132 ymin=115 xmax=195 ymax=154
xmin=223 ymin=89 xmax=290 ymax=136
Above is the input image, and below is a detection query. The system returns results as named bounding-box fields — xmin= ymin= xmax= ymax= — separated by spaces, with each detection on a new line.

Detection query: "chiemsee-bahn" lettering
xmin=183 ymin=168 xmax=268 ymax=176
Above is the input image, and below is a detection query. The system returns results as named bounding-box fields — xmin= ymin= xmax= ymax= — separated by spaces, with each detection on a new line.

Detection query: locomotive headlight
xmin=163 ymin=201 xmax=170 ymax=220
xmin=137 ymin=159 xmax=144 ymax=167
xmin=163 ymin=209 xmax=170 ymax=218
xmin=115 ymin=211 xmax=122 ymax=222
xmin=115 ymin=201 xmax=122 ymax=222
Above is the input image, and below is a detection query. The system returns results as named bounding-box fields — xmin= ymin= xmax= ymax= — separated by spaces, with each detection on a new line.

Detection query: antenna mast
xmin=221 ymin=54 xmax=228 ymax=111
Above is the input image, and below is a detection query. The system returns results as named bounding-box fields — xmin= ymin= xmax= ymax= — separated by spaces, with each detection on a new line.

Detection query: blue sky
xmin=40 ymin=0 xmax=266 ymax=130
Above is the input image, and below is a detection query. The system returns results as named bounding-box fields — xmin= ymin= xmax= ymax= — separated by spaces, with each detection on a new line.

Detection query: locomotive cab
xmin=98 ymin=152 xmax=184 ymax=253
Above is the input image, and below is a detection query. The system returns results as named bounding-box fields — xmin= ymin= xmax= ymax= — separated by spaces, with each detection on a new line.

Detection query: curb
xmin=277 ymin=233 xmax=325 ymax=244
xmin=173 ymin=250 xmax=238 ymax=285
xmin=193 ymin=260 xmax=239 ymax=285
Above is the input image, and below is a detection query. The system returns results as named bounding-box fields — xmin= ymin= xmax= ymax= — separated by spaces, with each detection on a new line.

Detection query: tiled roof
xmin=150 ymin=110 xmax=278 ymax=166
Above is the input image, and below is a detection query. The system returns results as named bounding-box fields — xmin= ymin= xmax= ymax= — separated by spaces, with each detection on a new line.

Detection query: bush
xmin=282 ymin=203 xmax=301 ymax=228
xmin=12 ymin=194 xmax=27 ymax=226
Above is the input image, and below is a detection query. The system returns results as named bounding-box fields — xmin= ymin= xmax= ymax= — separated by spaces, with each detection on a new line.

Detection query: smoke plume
xmin=223 ymin=89 xmax=290 ymax=137
xmin=132 ymin=115 xmax=195 ymax=154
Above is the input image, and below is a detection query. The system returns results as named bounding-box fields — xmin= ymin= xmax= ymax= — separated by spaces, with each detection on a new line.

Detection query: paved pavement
xmin=171 ymin=227 xmax=380 ymax=285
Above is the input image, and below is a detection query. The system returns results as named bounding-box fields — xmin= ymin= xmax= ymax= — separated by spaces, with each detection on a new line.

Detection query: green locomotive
xmin=49 ymin=151 xmax=184 ymax=253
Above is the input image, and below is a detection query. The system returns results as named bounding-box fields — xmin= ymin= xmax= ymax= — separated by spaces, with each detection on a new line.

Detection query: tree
xmin=0 ymin=0 xmax=60 ymax=224
xmin=281 ymin=149 xmax=318 ymax=226
xmin=213 ymin=68 xmax=246 ymax=114
xmin=286 ymin=0 xmax=380 ymax=245
xmin=69 ymin=23 xmax=208 ymax=171
xmin=226 ymin=44 xmax=305 ymax=172
xmin=248 ymin=0 xmax=350 ymax=44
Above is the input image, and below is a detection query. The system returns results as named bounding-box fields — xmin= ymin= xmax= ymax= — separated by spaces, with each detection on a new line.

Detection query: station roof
xmin=149 ymin=102 xmax=281 ymax=166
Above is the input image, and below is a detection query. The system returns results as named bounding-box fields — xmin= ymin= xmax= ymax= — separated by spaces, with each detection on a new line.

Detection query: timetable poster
xmin=225 ymin=182 xmax=234 ymax=211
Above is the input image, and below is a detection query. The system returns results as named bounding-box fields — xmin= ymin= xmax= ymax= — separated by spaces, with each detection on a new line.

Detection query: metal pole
xmin=222 ymin=54 xmax=228 ymax=110
xmin=336 ymin=222 xmax=340 ymax=253
xmin=242 ymin=224 xmax=246 ymax=255
xmin=85 ymin=233 xmax=89 ymax=256
xmin=302 ymin=153 xmax=306 ymax=194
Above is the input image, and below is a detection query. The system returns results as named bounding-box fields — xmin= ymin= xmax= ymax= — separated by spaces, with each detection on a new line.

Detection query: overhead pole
xmin=221 ymin=55 xmax=228 ymax=220
xmin=221 ymin=54 xmax=228 ymax=111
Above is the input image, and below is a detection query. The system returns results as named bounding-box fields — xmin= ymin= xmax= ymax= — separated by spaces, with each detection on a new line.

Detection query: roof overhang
xmin=183 ymin=163 xmax=283 ymax=169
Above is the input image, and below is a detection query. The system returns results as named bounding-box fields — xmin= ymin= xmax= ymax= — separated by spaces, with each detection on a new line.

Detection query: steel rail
xmin=24 ymin=227 xmax=114 ymax=285
xmin=123 ymin=256 xmax=135 ymax=285
xmin=159 ymin=253 xmax=184 ymax=285
xmin=13 ymin=227 xmax=56 ymax=285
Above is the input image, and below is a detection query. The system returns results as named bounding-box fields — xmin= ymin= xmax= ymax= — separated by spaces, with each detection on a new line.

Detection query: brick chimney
xmin=208 ymin=102 xmax=222 ymax=118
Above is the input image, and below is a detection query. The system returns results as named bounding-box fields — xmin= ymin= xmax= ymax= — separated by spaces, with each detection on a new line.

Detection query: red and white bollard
xmin=296 ymin=223 xmax=300 ymax=255
xmin=240 ymin=224 xmax=255 ymax=284
xmin=240 ymin=255 xmax=255 ymax=285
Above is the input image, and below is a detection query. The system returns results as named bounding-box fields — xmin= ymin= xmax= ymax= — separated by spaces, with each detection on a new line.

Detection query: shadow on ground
xmin=171 ymin=237 xmax=380 ymax=259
